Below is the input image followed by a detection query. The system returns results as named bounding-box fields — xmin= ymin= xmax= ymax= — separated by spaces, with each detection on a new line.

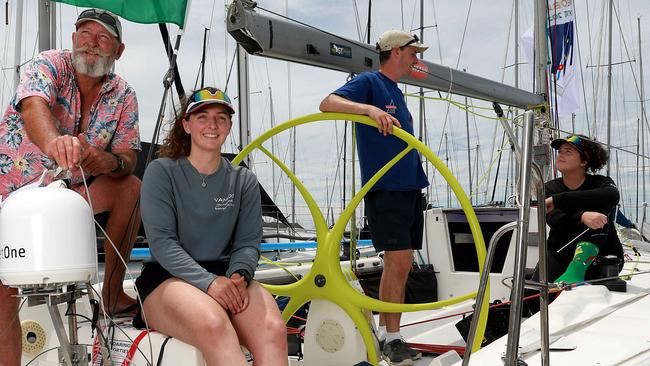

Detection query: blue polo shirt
xmin=333 ymin=71 xmax=429 ymax=191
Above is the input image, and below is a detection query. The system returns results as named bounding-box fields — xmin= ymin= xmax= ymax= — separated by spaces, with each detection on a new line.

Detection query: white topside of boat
xmin=457 ymin=240 xmax=650 ymax=366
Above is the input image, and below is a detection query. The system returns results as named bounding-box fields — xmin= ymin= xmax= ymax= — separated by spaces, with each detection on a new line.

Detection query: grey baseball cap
xmin=75 ymin=8 xmax=122 ymax=42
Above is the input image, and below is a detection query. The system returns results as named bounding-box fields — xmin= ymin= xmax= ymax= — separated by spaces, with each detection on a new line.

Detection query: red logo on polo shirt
xmin=385 ymin=100 xmax=397 ymax=114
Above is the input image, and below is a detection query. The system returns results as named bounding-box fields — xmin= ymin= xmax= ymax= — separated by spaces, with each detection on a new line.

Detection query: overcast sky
xmin=1 ymin=0 xmax=649 ymax=227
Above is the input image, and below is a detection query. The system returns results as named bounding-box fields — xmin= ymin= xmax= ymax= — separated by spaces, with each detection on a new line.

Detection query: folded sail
xmin=53 ymin=0 xmax=189 ymax=28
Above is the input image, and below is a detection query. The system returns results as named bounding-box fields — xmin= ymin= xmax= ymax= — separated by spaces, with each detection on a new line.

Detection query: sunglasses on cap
xmin=77 ymin=9 xmax=121 ymax=41
xmin=186 ymin=87 xmax=235 ymax=115
xmin=565 ymin=135 xmax=583 ymax=145
xmin=401 ymin=34 xmax=420 ymax=48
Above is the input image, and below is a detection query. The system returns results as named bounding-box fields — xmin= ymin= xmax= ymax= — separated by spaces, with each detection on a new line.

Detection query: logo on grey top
xmin=214 ymin=193 xmax=235 ymax=211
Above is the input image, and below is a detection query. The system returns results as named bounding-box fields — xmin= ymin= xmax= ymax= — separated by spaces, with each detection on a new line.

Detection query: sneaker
xmin=380 ymin=338 xmax=422 ymax=361
xmin=405 ymin=341 xmax=422 ymax=360
xmin=382 ymin=339 xmax=413 ymax=366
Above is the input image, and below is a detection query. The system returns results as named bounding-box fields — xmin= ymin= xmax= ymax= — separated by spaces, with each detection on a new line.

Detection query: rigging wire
xmin=454 ymin=0 xmax=474 ymax=70
xmin=406 ymin=93 xmax=517 ymax=121
xmin=430 ymin=0 xmax=444 ymax=64
xmin=589 ymin=1 xmax=608 ymax=138
xmin=350 ymin=0 xmax=364 ymax=42
xmin=434 ymin=0 xmax=474 ymax=196
xmin=612 ymin=2 xmax=650 ymax=134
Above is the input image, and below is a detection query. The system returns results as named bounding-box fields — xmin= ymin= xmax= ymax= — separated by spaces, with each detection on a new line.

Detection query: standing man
xmin=320 ymin=29 xmax=428 ymax=366
xmin=0 ymin=9 xmax=141 ymax=365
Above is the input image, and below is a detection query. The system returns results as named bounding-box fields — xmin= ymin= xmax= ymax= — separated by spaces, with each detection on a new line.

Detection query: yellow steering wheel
xmin=232 ymin=112 xmax=489 ymax=365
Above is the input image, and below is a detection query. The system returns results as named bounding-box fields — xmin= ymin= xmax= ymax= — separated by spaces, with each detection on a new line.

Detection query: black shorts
xmin=364 ymin=190 xmax=424 ymax=252
xmin=133 ymin=260 xmax=228 ymax=329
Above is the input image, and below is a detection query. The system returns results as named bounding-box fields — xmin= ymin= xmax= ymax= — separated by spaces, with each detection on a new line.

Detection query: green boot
xmin=554 ymin=241 xmax=599 ymax=284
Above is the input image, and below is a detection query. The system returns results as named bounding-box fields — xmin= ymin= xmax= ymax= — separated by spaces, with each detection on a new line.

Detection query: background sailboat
xmin=2 ymin=1 xmax=650 ymax=231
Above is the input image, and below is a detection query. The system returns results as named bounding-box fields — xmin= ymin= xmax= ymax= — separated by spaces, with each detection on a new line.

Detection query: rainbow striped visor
xmin=186 ymin=87 xmax=235 ymax=115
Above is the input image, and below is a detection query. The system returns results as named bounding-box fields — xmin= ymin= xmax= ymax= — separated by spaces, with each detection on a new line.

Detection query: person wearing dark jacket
xmin=544 ymin=135 xmax=624 ymax=283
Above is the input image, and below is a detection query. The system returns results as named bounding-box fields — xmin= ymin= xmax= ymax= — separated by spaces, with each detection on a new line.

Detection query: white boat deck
xmin=17 ymin=219 xmax=650 ymax=366
xmin=456 ymin=240 xmax=650 ymax=366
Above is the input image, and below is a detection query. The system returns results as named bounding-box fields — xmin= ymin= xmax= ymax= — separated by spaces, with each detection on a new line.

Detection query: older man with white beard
xmin=0 ymin=9 xmax=141 ymax=365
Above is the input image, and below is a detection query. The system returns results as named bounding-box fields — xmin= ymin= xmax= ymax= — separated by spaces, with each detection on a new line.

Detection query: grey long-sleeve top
xmin=140 ymin=157 xmax=262 ymax=292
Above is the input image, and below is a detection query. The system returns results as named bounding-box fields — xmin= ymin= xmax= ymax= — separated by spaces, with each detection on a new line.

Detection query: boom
xmin=226 ymin=0 xmax=544 ymax=109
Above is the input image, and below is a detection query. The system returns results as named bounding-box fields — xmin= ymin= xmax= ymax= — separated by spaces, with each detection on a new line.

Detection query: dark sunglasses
xmin=79 ymin=9 xmax=118 ymax=27
xmin=77 ymin=9 xmax=121 ymax=42
xmin=401 ymin=34 xmax=420 ymax=48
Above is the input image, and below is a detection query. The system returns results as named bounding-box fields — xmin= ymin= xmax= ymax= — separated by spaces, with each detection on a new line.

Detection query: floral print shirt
xmin=0 ymin=49 xmax=140 ymax=198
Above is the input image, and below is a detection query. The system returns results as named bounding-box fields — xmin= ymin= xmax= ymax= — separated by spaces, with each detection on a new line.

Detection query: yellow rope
xmin=405 ymin=93 xmax=547 ymax=120
xmin=405 ymin=93 xmax=509 ymax=121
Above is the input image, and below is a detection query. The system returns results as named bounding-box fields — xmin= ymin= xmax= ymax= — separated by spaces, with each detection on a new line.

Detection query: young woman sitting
xmin=134 ymin=87 xmax=288 ymax=365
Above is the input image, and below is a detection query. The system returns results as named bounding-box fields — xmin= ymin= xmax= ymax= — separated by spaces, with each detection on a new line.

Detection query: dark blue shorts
xmin=364 ymin=190 xmax=424 ymax=252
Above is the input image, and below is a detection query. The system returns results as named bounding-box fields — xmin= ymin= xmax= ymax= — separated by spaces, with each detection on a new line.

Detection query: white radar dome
xmin=0 ymin=187 xmax=97 ymax=287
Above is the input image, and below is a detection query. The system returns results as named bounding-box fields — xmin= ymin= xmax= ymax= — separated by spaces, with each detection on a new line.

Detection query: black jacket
xmin=545 ymin=174 xmax=623 ymax=279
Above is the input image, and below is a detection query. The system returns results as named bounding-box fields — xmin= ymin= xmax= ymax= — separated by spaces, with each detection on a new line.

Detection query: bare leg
xmin=379 ymin=249 xmax=413 ymax=333
xmin=89 ymin=175 xmax=141 ymax=314
xmin=230 ymin=282 xmax=288 ymax=366
xmin=0 ymin=283 xmax=21 ymax=366
xmin=142 ymin=278 xmax=249 ymax=366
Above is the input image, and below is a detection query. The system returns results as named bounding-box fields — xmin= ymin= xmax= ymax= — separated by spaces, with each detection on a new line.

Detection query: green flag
xmin=53 ymin=0 xmax=189 ymax=28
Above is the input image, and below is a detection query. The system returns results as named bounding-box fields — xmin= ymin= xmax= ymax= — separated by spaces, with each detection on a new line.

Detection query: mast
xmin=464 ymin=91 xmax=472 ymax=204
xmin=199 ymin=27 xmax=209 ymax=88
xmin=639 ymin=17 xmax=647 ymax=224
xmin=269 ymin=86 xmax=277 ymax=202
xmin=606 ymin=0 xmax=613 ymax=175
xmin=417 ymin=0 xmax=428 ymax=204
xmin=366 ymin=0 xmax=372 ymax=43
xmin=286 ymin=0 xmax=296 ymax=229
xmin=637 ymin=116 xmax=641 ymax=221
xmin=418 ymin=0 xmax=425 ymax=142
xmin=514 ymin=0 xmax=519 ymax=89
xmin=38 ymin=1 xmax=55 ymax=52
xmin=571 ymin=112 xmax=576 ymax=133
xmin=512 ymin=0 xmax=520 ymax=201
xmin=13 ymin=0 xmax=24 ymax=89
xmin=236 ymin=45 xmax=251 ymax=167
xmin=444 ymin=133 xmax=451 ymax=206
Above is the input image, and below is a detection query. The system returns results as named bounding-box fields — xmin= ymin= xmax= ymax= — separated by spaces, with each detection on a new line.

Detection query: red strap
xmin=121 ymin=330 xmax=152 ymax=366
